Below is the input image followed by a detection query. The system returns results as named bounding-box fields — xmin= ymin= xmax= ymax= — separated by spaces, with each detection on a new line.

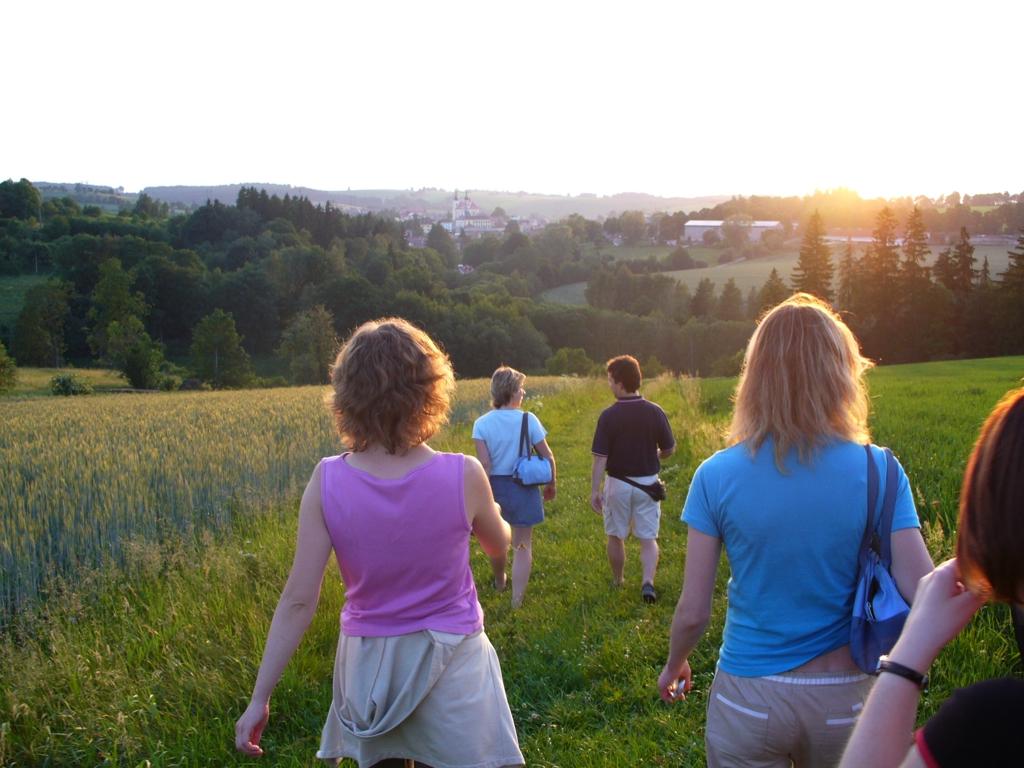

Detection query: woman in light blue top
xmin=657 ymin=294 xmax=934 ymax=768
xmin=473 ymin=366 xmax=556 ymax=608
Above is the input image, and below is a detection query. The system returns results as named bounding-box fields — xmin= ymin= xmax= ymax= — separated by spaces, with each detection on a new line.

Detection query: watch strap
xmin=876 ymin=655 xmax=929 ymax=691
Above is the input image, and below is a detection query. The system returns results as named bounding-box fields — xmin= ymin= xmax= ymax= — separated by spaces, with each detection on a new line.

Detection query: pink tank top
xmin=320 ymin=451 xmax=483 ymax=636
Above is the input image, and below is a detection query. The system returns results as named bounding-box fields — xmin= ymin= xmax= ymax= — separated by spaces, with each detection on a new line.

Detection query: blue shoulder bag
xmin=850 ymin=445 xmax=910 ymax=674
xmin=511 ymin=412 xmax=552 ymax=487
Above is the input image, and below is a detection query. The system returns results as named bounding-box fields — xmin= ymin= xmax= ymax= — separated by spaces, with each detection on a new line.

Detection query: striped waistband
xmin=762 ymin=672 xmax=870 ymax=685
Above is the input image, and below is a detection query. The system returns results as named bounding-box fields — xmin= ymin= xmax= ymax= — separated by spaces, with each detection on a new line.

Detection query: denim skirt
xmin=489 ymin=475 xmax=544 ymax=527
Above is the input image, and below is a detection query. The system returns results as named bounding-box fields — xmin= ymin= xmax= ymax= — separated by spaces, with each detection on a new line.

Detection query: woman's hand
xmin=543 ymin=481 xmax=556 ymax=502
xmin=888 ymin=558 xmax=985 ymax=674
xmin=235 ymin=699 xmax=270 ymax=756
xmin=658 ymin=660 xmax=692 ymax=703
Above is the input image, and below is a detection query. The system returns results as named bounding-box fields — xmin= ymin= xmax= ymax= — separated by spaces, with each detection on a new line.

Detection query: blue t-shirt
xmin=472 ymin=409 xmax=547 ymax=476
xmin=682 ymin=439 xmax=920 ymax=677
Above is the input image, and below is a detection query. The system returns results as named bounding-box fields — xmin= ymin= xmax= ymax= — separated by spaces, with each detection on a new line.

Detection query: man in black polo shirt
xmin=590 ymin=355 xmax=675 ymax=603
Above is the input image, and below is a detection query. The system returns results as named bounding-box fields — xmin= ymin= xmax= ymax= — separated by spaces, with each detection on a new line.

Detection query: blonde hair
xmin=490 ymin=366 xmax=525 ymax=409
xmin=729 ymin=293 xmax=873 ymax=469
xmin=329 ymin=317 xmax=454 ymax=454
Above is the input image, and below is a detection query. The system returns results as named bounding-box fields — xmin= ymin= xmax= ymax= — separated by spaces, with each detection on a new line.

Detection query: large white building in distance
xmin=683 ymin=219 xmax=783 ymax=243
xmin=440 ymin=191 xmax=505 ymax=237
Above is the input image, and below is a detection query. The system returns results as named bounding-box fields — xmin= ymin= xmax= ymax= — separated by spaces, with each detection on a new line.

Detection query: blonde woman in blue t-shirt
xmin=657 ymin=294 xmax=934 ymax=768
xmin=473 ymin=366 xmax=556 ymax=608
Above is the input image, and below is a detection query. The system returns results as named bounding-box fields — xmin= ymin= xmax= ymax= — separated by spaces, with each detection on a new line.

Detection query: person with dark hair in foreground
xmin=235 ymin=318 xmax=524 ymax=767
xmin=840 ymin=388 xmax=1024 ymax=768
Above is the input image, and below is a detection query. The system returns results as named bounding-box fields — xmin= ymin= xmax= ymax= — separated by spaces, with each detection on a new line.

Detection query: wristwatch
xmin=875 ymin=655 xmax=929 ymax=691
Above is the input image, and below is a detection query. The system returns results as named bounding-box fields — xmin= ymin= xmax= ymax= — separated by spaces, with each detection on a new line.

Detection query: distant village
xmin=402 ymin=190 xmax=785 ymax=251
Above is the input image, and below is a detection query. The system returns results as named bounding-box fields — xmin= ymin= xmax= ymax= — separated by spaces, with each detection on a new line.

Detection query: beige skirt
xmin=317 ymin=628 xmax=524 ymax=768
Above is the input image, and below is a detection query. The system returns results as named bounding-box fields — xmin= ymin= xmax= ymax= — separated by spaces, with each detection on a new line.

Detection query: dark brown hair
xmin=957 ymin=388 xmax=1024 ymax=602
xmin=328 ymin=318 xmax=454 ymax=454
xmin=607 ymin=355 xmax=641 ymax=393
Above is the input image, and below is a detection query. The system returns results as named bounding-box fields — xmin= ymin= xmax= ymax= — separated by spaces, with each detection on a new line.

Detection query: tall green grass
xmin=1 ymin=361 xmax=1022 ymax=766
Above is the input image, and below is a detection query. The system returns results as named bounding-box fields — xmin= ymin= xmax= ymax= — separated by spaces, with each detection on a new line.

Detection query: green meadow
xmin=1 ymin=358 xmax=1023 ymax=766
xmin=540 ymin=244 xmax=1014 ymax=305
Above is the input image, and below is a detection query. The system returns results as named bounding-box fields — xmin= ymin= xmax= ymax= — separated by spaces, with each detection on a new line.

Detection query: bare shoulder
xmin=462 ymin=453 xmax=488 ymax=483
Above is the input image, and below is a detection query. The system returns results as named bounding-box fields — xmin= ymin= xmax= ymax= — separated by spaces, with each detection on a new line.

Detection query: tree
xmin=13 ymin=281 xmax=71 ymax=366
xmin=105 ymin=316 xmax=164 ymax=389
xmin=618 ymin=211 xmax=647 ymax=245
xmin=690 ymin=278 xmax=716 ymax=318
xmin=835 ymin=241 xmax=859 ymax=311
xmin=1003 ymin=228 xmax=1024 ymax=295
xmin=721 ymin=214 xmax=752 ymax=250
xmin=0 ymin=178 xmax=42 ymax=220
xmin=790 ymin=210 xmax=833 ymax=301
xmin=190 ymin=309 xmax=254 ymax=388
xmin=133 ymin=192 xmax=168 ymax=219
xmin=426 ymin=224 xmax=458 ymax=267
xmin=899 ymin=206 xmax=930 ymax=287
xmin=0 ymin=340 xmax=16 ymax=393
xmin=1000 ymin=228 xmax=1024 ymax=352
xmin=716 ymin=278 xmax=745 ymax=321
xmin=277 ymin=305 xmax=338 ymax=385
xmin=948 ymin=227 xmax=976 ymax=298
xmin=87 ymin=258 xmax=148 ymax=358
xmin=757 ymin=268 xmax=790 ymax=316
xmin=545 ymin=347 xmax=593 ymax=376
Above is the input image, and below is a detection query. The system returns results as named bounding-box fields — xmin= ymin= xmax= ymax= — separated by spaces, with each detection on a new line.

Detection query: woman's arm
xmin=839 ymin=559 xmax=984 ymax=768
xmin=658 ymin=528 xmax=722 ymax=701
xmin=235 ymin=463 xmax=333 ymax=756
xmin=473 ymin=438 xmax=492 ymax=476
xmin=534 ymin=437 xmax=557 ymax=501
xmin=464 ymin=455 xmax=511 ymax=558
xmin=891 ymin=528 xmax=934 ymax=603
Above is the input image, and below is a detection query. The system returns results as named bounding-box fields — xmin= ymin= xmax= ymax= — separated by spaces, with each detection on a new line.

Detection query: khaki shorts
xmin=705 ymin=667 xmax=874 ymax=768
xmin=603 ymin=475 xmax=661 ymax=539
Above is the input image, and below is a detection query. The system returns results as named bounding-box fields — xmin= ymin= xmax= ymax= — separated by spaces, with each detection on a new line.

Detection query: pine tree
xmin=859 ymin=207 xmax=902 ymax=360
xmin=758 ymin=268 xmax=790 ymax=316
xmin=835 ymin=241 xmax=859 ymax=311
xmin=1003 ymin=228 xmax=1024 ymax=295
xmin=744 ymin=286 xmax=759 ymax=320
xmin=899 ymin=206 xmax=930 ymax=286
xmin=791 ymin=210 xmax=833 ymax=301
xmin=716 ymin=278 xmax=745 ymax=321
xmin=949 ymin=227 xmax=977 ymax=299
xmin=932 ymin=246 xmax=955 ymax=292
xmin=979 ymin=256 xmax=992 ymax=287
xmin=999 ymin=228 xmax=1024 ymax=353
xmin=690 ymin=278 xmax=716 ymax=318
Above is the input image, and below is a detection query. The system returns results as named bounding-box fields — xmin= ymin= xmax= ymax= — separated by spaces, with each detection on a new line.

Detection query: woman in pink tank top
xmin=235 ymin=317 xmax=524 ymax=767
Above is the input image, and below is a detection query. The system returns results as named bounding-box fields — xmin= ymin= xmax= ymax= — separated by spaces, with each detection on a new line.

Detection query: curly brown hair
xmin=328 ymin=318 xmax=454 ymax=454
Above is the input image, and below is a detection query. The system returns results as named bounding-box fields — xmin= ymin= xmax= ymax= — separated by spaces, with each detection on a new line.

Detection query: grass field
xmin=2 ymin=366 xmax=126 ymax=397
xmin=1 ymin=359 xmax=1023 ymax=766
xmin=539 ymin=243 xmax=1015 ymax=305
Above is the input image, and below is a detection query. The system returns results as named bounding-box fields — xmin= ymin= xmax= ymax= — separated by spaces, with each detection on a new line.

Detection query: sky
xmin=5 ymin=0 xmax=1022 ymax=200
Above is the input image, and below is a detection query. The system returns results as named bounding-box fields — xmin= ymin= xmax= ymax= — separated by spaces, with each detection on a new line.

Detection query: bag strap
xmin=608 ymin=472 xmax=654 ymax=492
xmin=859 ymin=444 xmax=880 ymax=557
xmin=518 ymin=412 xmax=532 ymax=459
xmin=878 ymin=448 xmax=899 ymax=568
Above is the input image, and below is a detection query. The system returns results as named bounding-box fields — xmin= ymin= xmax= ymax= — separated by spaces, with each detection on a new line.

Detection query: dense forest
xmin=1 ymin=178 xmax=1022 ymax=392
